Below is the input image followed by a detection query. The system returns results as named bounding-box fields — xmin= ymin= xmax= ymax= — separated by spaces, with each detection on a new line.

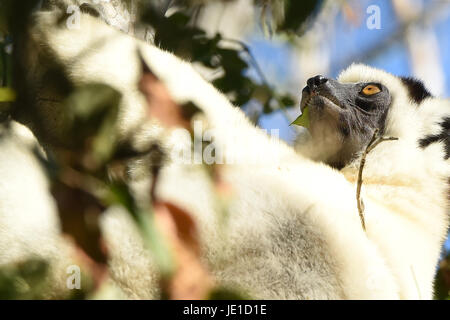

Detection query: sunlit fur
xmin=338 ymin=65 xmax=450 ymax=299
xmin=0 ymin=9 xmax=448 ymax=299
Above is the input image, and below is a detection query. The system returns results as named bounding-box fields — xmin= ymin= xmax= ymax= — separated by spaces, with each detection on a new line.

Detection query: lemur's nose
xmin=306 ymin=75 xmax=328 ymax=91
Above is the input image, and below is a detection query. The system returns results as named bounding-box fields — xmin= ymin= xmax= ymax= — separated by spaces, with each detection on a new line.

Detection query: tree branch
xmin=356 ymin=129 xmax=398 ymax=232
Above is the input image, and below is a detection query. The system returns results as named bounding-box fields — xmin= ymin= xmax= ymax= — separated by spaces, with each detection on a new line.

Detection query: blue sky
xmin=245 ymin=0 xmax=450 ymax=252
xmin=251 ymin=0 xmax=450 ymax=141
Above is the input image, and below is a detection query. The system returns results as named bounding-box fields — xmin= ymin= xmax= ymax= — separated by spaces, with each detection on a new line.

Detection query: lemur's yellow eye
xmin=362 ymin=84 xmax=381 ymax=95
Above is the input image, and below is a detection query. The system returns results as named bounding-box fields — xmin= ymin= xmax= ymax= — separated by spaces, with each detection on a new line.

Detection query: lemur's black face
xmin=300 ymin=75 xmax=391 ymax=168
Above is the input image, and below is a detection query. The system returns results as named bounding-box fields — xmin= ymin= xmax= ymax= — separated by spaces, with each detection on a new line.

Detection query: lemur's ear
xmin=399 ymin=77 xmax=432 ymax=104
xmin=419 ymin=117 xmax=450 ymax=159
xmin=398 ymin=78 xmax=450 ymax=159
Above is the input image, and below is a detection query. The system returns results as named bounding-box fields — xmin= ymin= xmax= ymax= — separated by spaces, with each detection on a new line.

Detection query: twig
xmin=220 ymin=38 xmax=270 ymax=86
xmin=356 ymin=129 xmax=398 ymax=231
xmin=220 ymin=37 xmax=295 ymax=123
xmin=410 ymin=265 xmax=422 ymax=299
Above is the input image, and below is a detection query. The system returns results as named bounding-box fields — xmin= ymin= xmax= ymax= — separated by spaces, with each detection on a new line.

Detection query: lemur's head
xmin=298 ymin=64 xmax=444 ymax=169
xmin=300 ymin=74 xmax=392 ymax=168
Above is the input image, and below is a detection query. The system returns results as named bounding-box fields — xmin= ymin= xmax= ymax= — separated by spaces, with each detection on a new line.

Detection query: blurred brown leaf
xmin=51 ymin=179 xmax=109 ymax=289
xmin=138 ymin=61 xmax=191 ymax=130
xmin=138 ymin=57 xmax=220 ymax=298
xmin=342 ymin=2 xmax=361 ymax=26
xmin=154 ymin=201 xmax=213 ymax=300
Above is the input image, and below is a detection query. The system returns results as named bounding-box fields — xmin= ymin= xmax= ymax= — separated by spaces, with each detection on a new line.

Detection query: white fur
xmin=339 ymin=64 xmax=450 ymax=298
xmin=0 ymin=11 xmax=448 ymax=299
xmin=0 ymin=122 xmax=76 ymax=298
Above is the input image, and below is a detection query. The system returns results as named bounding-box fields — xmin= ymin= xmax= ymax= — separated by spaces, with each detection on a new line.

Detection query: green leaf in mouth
xmin=290 ymin=105 xmax=309 ymax=128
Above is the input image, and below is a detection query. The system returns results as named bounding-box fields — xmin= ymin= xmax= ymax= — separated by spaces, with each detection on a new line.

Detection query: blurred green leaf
xmin=256 ymin=0 xmax=324 ymax=35
xmin=0 ymin=87 xmax=15 ymax=102
xmin=62 ymin=83 xmax=121 ymax=168
xmin=140 ymin=1 xmax=308 ymax=118
xmin=64 ymin=84 xmax=120 ymax=123
xmin=0 ymin=1 xmax=12 ymax=34
xmin=0 ymin=259 xmax=49 ymax=299
xmin=280 ymin=94 xmax=295 ymax=107
xmin=281 ymin=0 xmax=323 ymax=33
xmin=252 ymin=84 xmax=272 ymax=105
xmin=107 ymin=183 xmax=176 ymax=279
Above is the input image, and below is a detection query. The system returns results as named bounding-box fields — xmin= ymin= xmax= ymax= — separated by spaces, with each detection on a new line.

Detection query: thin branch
xmin=356 ymin=129 xmax=398 ymax=232
xmin=410 ymin=265 xmax=422 ymax=299
xmin=220 ymin=38 xmax=270 ymax=86
xmin=220 ymin=37 xmax=294 ymax=123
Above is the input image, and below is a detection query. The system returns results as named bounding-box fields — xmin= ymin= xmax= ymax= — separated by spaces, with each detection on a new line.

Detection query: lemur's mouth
xmin=301 ymin=94 xmax=344 ymax=116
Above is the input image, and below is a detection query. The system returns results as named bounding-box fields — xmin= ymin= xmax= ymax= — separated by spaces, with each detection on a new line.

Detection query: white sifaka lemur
xmin=0 ymin=4 xmax=449 ymax=299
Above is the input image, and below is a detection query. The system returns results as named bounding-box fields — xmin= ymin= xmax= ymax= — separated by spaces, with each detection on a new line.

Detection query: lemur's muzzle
xmin=301 ymin=75 xmax=340 ymax=112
